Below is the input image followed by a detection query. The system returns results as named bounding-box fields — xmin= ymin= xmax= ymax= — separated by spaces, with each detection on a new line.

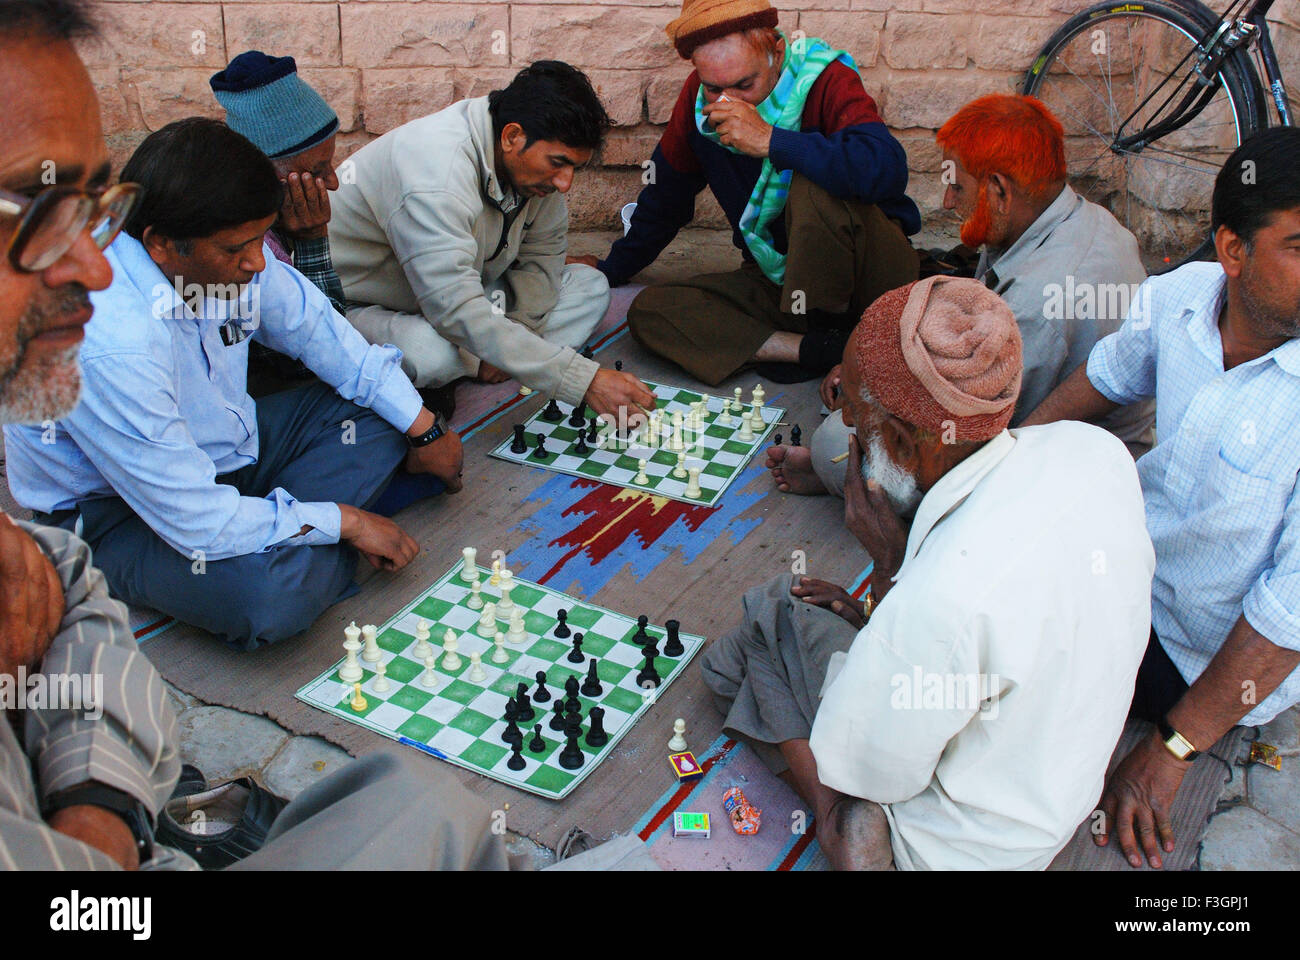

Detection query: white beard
xmin=0 ymin=344 xmax=82 ymax=425
xmin=861 ymin=432 xmax=923 ymax=515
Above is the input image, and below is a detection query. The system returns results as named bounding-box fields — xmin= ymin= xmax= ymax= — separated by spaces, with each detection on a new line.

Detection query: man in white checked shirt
xmin=1025 ymin=127 xmax=1300 ymax=870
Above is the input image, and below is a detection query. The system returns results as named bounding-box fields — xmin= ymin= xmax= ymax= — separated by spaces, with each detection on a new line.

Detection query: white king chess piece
xmin=339 ymin=622 xmax=363 ymax=683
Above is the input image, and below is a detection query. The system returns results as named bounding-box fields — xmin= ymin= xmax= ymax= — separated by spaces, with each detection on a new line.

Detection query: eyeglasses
xmin=0 ymin=181 xmax=141 ymax=272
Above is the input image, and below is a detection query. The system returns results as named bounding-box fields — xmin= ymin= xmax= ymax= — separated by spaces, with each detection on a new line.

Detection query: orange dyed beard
xmin=960 ymin=183 xmax=992 ymax=249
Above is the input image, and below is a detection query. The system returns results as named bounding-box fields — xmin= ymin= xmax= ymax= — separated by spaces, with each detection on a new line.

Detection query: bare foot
xmin=475 ymin=360 xmax=510 ymax=385
xmin=766 ymin=444 xmax=828 ymax=496
xmin=819 ymin=796 xmax=893 ymax=871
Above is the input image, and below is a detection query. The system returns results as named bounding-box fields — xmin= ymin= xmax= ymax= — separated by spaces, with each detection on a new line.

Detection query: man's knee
xmin=225 ymin=546 xmax=356 ymax=648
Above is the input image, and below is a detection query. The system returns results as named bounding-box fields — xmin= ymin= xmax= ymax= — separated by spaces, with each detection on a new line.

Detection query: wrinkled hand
xmin=278 ymin=172 xmax=332 ymax=240
xmin=843 ymin=434 xmax=908 ymax=598
xmin=790 ymin=576 xmax=867 ymax=628
xmin=339 ymin=505 xmax=420 ymax=572
xmin=584 ymin=368 xmax=656 ymax=423
xmin=701 ymin=99 xmax=774 ymax=158
xmin=0 ymin=515 xmax=64 ymax=678
xmin=566 ymin=254 xmax=599 ymax=268
xmin=820 ymin=364 xmax=844 ymax=411
xmin=1094 ymin=731 xmax=1189 ymax=869
xmin=48 ymin=804 xmax=139 ymax=870
xmin=404 ymin=430 xmax=465 ymax=493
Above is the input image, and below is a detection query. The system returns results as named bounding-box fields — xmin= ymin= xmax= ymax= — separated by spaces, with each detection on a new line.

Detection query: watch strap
xmin=45 ymin=783 xmax=155 ymax=861
xmin=1157 ymin=716 xmax=1200 ymax=762
xmin=407 ymin=412 xmax=447 ymax=448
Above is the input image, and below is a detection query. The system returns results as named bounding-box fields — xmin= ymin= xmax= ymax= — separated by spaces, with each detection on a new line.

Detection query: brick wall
xmin=79 ymin=0 xmax=1300 ymax=231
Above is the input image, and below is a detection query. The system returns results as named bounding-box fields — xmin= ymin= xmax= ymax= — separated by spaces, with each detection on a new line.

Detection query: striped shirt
xmin=0 ymin=518 xmax=179 ymax=869
xmin=1087 ymin=261 xmax=1300 ymax=725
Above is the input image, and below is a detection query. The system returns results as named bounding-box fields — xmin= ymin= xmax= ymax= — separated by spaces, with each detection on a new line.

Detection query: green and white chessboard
xmin=295 ymin=561 xmax=705 ymax=800
xmin=490 ymin=382 xmax=785 ymax=507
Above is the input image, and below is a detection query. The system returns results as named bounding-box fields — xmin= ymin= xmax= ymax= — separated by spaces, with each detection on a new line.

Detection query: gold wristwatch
xmin=1157 ymin=716 xmax=1200 ymax=762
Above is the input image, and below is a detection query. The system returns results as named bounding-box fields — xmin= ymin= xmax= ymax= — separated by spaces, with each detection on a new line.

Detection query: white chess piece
xmin=751 ymin=384 xmax=765 ymax=406
xmin=733 ymin=386 xmax=744 ymax=411
xmin=738 ymin=411 xmax=755 ymax=443
xmin=421 ymin=655 xmax=439 ymax=688
xmin=648 ymin=412 xmax=662 ymax=449
xmin=668 ymin=718 xmax=687 ymax=752
xmin=461 ymin=547 xmax=479 ymax=583
xmin=673 ymin=451 xmax=688 ymax=479
xmin=467 ymin=651 xmax=487 ymax=683
xmin=507 ymin=607 xmax=528 ymax=644
xmin=411 ymin=619 xmax=433 ymax=659
xmin=634 ymin=459 xmax=650 ymax=485
xmin=498 ymin=568 xmax=515 ymax=615
xmin=339 ymin=622 xmax=363 ymax=683
xmin=441 ymin=630 xmax=462 ymax=670
xmin=360 ymin=624 xmax=380 ymax=663
xmin=685 ymin=467 xmax=703 ymax=499
xmin=718 ymin=398 xmax=733 ymax=427
xmin=671 ymin=410 xmax=684 ymax=452
xmin=373 ymin=661 xmax=391 ymax=693
xmin=476 ymin=601 xmax=498 ymax=638
xmin=489 ymin=558 xmax=502 ymax=587
xmin=491 ymin=631 xmax=509 ymax=664
xmin=466 ymin=579 xmax=484 ymax=610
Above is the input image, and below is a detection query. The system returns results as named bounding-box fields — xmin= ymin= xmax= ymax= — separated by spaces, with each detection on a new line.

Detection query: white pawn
xmin=411 ymin=619 xmax=433 ymax=659
xmin=738 ymin=411 xmax=755 ymax=443
xmin=360 ymin=624 xmax=381 ymax=663
xmin=467 ymin=651 xmax=487 ymax=683
xmin=634 ymin=459 xmax=650 ymax=485
xmin=461 ymin=546 xmax=479 ymax=584
xmin=489 ymin=558 xmax=502 ymax=587
xmin=507 ymin=607 xmax=528 ymax=644
xmin=698 ymin=394 xmax=711 ymax=416
xmin=339 ymin=622 xmax=363 ymax=683
xmin=733 ymin=386 xmax=744 ymax=410
xmin=491 ymin=631 xmax=509 ymax=664
xmin=466 ymin=580 xmax=484 ymax=610
xmin=685 ymin=467 xmax=703 ymax=499
xmin=476 ymin=601 xmax=498 ymax=638
xmin=718 ymin=398 xmax=733 ymax=427
xmin=668 ymin=718 xmax=687 ymax=753
xmin=441 ymin=629 xmax=462 ymax=670
xmin=673 ymin=451 xmax=688 ymax=479
xmin=498 ymin=568 xmax=515 ymax=615
xmin=373 ymin=661 xmax=391 ymax=693
xmin=421 ymin=655 xmax=439 ymax=688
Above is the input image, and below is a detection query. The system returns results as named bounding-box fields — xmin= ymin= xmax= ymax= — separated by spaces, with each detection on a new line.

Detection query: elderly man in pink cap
xmin=702 ymin=277 xmax=1156 ymax=870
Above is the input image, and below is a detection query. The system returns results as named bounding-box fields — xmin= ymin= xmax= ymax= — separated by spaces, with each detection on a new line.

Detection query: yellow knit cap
xmin=665 ymin=0 xmax=779 ymax=59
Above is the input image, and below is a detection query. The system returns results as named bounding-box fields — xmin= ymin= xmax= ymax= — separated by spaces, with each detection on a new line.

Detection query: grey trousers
xmin=810 ymin=409 xmax=855 ymax=498
xmin=701 ymin=573 xmax=859 ymax=774
xmin=59 ymin=383 xmax=408 ymax=650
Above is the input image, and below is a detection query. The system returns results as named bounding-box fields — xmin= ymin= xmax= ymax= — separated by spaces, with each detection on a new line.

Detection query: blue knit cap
xmin=210 ymin=51 xmax=339 ymax=159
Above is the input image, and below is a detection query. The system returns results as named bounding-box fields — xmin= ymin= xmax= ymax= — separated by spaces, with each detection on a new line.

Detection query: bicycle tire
xmin=1023 ymin=0 xmax=1265 ymax=271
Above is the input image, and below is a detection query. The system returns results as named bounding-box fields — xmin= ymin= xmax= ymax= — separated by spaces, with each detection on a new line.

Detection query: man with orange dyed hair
xmin=772 ymin=94 xmax=1154 ymax=501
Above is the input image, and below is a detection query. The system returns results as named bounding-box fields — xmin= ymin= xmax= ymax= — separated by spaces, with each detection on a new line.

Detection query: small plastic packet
xmin=722 ymin=786 xmax=761 ymax=835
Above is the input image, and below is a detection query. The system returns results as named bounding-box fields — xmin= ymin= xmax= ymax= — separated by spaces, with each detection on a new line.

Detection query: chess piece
xmin=339 ymin=622 xmax=363 ymax=683
xmin=489 ymin=559 xmax=502 ymax=586
xmin=515 ymin=682 xmax=535 ymax=722
xmin=461 ymin=547 xmax=479 ymax=583
xmin=549 ymin=699 xmax=566 ymax=732
xmin=554 ymin=609 xmax=571 ymax=639
xmin=636 ymin=650 xmax=661 ymax=689
xmin=510 ymin=424 xmax=528 ymax=454
xmin=634 ymin=459 xmax=650 ymax=485
xmin=567 ymin=632 xmax=584 ymax=663
xmin=790 ymin=424 xmax=802 ymax=447
xmin=349 ymin=682 xmax=367 ymax=712
xmin=421 ymin=655 xmax=438 ymax=688
xmin=563 ymin=676 xmax=581 ymax=715
xmin=719 ymin=398 xmax=733 ymax=427
xmin=507 ymin=741 xmax=526 ymax=771
xmin=586 ymin=418 xmax=599 ymax=445
xmin=737 ymin=413 xmax=755 ymax=443
xmin=568 ymin=401 xmax=587 ymax=429
xmin=373 ymin=661 xmax=390 ymax=693
xmin=507 ymin=608 xmax=528 ymax=644
xmin=668 ymin=718 xmax=687 ymax=752
xmin=477 ymin=601 xmax=498 ymax=638
xmin=585 ymin=707 xmax=608 ymax=748
xmin=614 ymin=359 xmax=623 ymax=371
xmin=632 ymin=615 xmax=651 ymax=646
xmin=440 ymin=630 xmax=462 ymax=670
xmin=467 ymin=652 xmax=486 ymax=683
xmin=532 ymin=433 xmax=549 ymax=460
xmin=359 ymin=624 xmax=380 ymax=663
xmin=533 ymin=670 xmax=551 ymax=702
xmin=664 ymin=619 xmax=684 ymax=657
xmin=529 ymin=724 xmax=547 ymax=753
xmin=497 ymin=568 xmax=515 ymax=615
xmin=501 ymin=701 xmax=523 ymax=746
xmin=559 ymin=731 xmax=585 ymax=770
xmin=541 ymin=398 xmax=564 ymax=422
xmin=412 ymin=619 xmax=433 ymax=659
xmin=466 ymin=580 xmax=484 ymax=610
xmin=673 ymin=451 xmax=688 ymax=479
xmin=774 ymin=433 xmax=782 ymax=447
xmin=671 ymin=410 xmax=684 ymax=452
xmin=574 ymin=431 xmax=590 ymax=456
xmin=685 ymin=467 xmax=702 ymax=499
xmin=491 ymin=631 xmax=509 ymax=664
xmin=581 ymin=658 xmax=602 ymax=697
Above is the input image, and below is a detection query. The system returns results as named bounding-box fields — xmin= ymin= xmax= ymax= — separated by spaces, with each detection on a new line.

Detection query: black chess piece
xmin=507 ymin=740 xmax=526 ymax=770
xmin=586 ymin=418 xmax=600 ymax=444
xmin=614 ymin=360 xmax=623 ymax=371
xmin=501 ymin=702 xmax=523 ymax=746
xmin=563 ymin=676 xmax=581 ymax=714
xmin=549 ymin=699 xmax=566 ymax=732
xmin=581 ymin=347 xmax=594 ymax=360
xmin=574 ymin=432 xmax=590 ymax=456
xmin=554 ymin=609 xmax=571 ymax=638
xmin=515 ymin=682 xmax=535 ymax=722
xmin=632 ymin=614 xmax=650 ymax=646
xmin=567 ymin=632 xmax=584 ymax=663
xmin=640 ymin=636 xmax=660 ymax=661
xmin=529 ymin=723 xmax=547 ymax=753
xmin=510 ymin=423 xmax=528 ymax=454
xmin=663 ymin=619 xmax=684 ymax=658
xmin=541 ymin=399 xmax=564 ymax=422
xmin=558 ymin=730 xmax=585 ymax=769
xmin=636 ymin=651 xmax=661 ymax=689
xmin=564 ymin=707 xmax=582 ymax=739
xmin=532 ymin=432 xmax=549 ymax=460
xmin=581 ymin=658 xmax=602 ymax=697
xmin=773 ymin=433 xmax=782 ymax=447
xmin=533 ymin=670 xmax=551 ymax=702
xmin=568 ymin=401 xmax=587 ymax=428
xmin=791 ymin=424 xmax=802 ymax=447
xmin=585 ymin=707 xmax=608 ymax=748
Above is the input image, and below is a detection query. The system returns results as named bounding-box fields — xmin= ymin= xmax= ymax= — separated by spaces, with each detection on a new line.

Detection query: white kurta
xmin=810 ymin=423 xmax=1155 ymax=870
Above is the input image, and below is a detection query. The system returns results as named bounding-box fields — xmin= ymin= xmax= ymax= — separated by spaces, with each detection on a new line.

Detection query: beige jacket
xmin=330 ymin=96 xmax=599 ymax=406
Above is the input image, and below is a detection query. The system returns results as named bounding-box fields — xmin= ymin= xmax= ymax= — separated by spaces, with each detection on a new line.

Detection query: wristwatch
xmin=1157 ymin=716 xmax=1201 ymax=762
xmin=407 ymin=412 xmax=448 ymax=448
xmin=45 ymin=783 xmax=155 ymax=862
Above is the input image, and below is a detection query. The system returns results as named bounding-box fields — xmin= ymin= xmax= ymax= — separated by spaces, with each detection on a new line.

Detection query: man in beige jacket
xmin=331 ymin=61 xmax=654 ymax=420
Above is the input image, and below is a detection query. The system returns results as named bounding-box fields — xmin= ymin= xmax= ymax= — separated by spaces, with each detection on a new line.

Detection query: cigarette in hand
xmin=830 ymin=451 xmax=851 ymax=464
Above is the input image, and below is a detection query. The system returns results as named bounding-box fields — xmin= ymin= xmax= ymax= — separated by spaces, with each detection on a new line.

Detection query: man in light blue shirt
xmin=4 ymin=118 xmax=466 ymax=651
xmin=1025 ymin=128 xmax=1300 ymax=870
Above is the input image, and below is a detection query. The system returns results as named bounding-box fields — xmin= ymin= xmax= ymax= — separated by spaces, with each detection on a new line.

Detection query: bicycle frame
xmin=1248 ymin=0 xmax=1295 ymax=125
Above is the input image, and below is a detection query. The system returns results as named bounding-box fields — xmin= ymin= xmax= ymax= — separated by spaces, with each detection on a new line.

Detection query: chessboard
xmin=295 ymin=559 xmax=705 ymax=800
xmin=489 ymin=382 xmax=786 ymax=507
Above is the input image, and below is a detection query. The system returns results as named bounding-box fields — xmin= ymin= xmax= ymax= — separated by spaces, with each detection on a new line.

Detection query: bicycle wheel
xmin=1024 ymin=0 xmax=1265 ymax=272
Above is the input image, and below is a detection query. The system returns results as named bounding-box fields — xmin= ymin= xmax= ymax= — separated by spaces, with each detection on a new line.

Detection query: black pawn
xmin=529 ymin=723 xmax=547 ymax=753
xmin=791 ymin=424 xmax=803 ymax=447
xmin=532 ymin=432 xmax=549 ymax=460
xmin=581 ymin=658 xmax=602 ymax=697
xmin=510 ymin=423 xmax=528 ymax=454
xmin=541 ymin=399 xmax=564 ymax=422
xmin=581 ymin=347 xmax=594 ymax=360
xmin=515 ymin=682 xmax=535 ymax=722
xmin=567 ymin=632 xmax=585 ymax=664
xmin=554 ymin=609 xmax=571 ymax=639
xmin=773 ymin=433 xmax=782 ymax=447
xmin=568 ymin=401 xmax=587 ymax=428
xmin=501 ymin=705 xmax=523 ymax=746
xmin=558 ymin=730 xmax=585 ymax=769
xmin=533 ymin=670 xmax=551 ymax=703
xmin=586 ymin=418 xmax=600 ymax=444
xmin=614 ymin=360 xmax=623 ymax=371
xmin=636 ymin=651 xmax=661 ymax=689
xmin=585 ymin=707 xmax=608 ymax=748
xmin=549 ymin=699 xmax=566 ymax=731
xmin=564 ymin=676 xmax=581 ymax=714
xmin=574 ymin=432 xmax=590 ymax=456
xmin=632 ymin=614 xmax=650 ymax=645
xmin=664 ymin=619 xmax=684 ymax=658
xmin=507 ymin=740 xmax=526 ymax=770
